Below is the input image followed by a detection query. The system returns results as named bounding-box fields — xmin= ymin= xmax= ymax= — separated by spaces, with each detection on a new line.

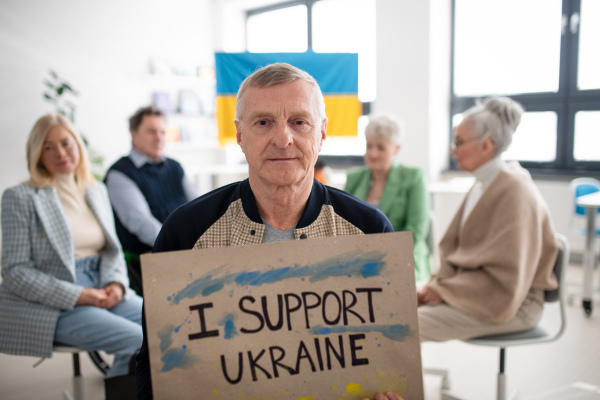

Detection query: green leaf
xmin=49 ymin=69 xmax=58 ymax=79
xmin=43 ymin=93 xmax=55 ymax=102
xmin=57 ymin=87 xmax=64 ymax=95
xmin=44 ymin=80 xmax=55 ymax=89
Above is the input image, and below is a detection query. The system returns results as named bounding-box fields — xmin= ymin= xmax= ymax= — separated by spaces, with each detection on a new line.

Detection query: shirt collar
xmin=129 ymin=148 xmax=165 ymax=168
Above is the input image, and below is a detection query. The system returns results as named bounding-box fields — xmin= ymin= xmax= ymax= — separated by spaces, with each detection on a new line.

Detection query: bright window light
xmin=454 ymin=0 xmax=562 ymax=96
xmin=574 ymin=111 xmax=600 ymax=161
xmin=578 ymin=0 xmax=600 ymax=90
xmin=247 ymin=5 xmax=308 ymax=53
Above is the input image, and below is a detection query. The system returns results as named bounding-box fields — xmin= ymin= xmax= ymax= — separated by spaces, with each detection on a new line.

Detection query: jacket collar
xmin=239 ymin=179 xmax=326 ymax=229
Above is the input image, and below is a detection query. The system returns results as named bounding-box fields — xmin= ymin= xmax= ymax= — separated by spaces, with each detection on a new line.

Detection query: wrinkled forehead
xmin=242 ymin=80 xmax=320 ymax=119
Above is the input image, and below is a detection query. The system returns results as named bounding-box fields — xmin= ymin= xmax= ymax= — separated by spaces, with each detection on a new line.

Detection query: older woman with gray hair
xmin=418 ymin=96 xmax=558 ymax=342
xmin=345 ymin=114 xmax=430 ymax=281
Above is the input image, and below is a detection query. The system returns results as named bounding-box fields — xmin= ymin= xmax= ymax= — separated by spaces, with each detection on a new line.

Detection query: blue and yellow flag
xmin=215 ymin=52 xmax=360 ymax=146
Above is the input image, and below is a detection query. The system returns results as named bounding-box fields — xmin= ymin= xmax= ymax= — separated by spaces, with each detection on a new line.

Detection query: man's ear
xmin=234 ymin=120 xmax=245 ymax=152
xmin=319 ymin=118 xmax=328 ymax=150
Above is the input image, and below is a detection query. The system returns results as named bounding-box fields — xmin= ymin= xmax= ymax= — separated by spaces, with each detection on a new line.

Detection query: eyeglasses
xmin=451 ymin=136 xmax=482 ymax=152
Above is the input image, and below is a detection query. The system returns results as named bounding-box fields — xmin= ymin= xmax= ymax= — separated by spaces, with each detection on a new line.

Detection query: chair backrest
xmin=570 ymin=177 xmax=600 ymax=216
xmin=544 ymin=233 xmax=568 ymax=302
xmin=544 ymin=233 xmax=569 ymax=340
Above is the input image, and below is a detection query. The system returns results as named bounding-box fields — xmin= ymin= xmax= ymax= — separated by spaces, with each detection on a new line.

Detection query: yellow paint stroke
xmin=331 ymin=385 xmax=338 ymax=392
xmin=374 ymin=371 xmax=407 ymax=396
xmin=212 ymin=389 xmax=219 ymax=395
xmin=296 ymin=397 xmax=315 ymax=400
xmin=346 ymin=383 xmax=362 ymax=393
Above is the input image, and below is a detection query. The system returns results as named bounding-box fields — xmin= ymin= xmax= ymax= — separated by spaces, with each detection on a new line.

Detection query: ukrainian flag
xmin=215 ymin=52 xmax=360 ymax=146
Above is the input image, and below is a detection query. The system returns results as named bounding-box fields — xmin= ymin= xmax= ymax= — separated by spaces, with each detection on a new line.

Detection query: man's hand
xmin=76 ymin=288 xmax=108 ymax=306
xmin=98 ymin=283 xmax=124 ymax=309
xmin=417 ymin=287 xmax=443 ymax=306
xmin=362 ymin=392 xmax=404 ymax=400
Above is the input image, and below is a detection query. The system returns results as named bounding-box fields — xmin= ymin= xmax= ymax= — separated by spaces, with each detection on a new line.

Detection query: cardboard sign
xmin=141 ymin=232 xmax=424 ymax=400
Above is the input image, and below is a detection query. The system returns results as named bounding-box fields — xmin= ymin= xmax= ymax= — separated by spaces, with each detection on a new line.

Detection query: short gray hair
xmin=462 ymin=96 xmax=524 ymax=155
xmin=365 ymin=114 xmax=404 ymax=146
xmin=234 ymin=62 xmax=326 ymax=122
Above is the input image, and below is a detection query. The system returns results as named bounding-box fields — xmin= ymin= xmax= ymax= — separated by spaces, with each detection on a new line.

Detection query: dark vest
xmin=107 ymin=156 xmax=188 ymax=254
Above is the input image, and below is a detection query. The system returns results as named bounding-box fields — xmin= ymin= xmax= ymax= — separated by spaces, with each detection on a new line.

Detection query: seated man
xmin=135 ymin=63 xmax=402 ymax=400
xmin=105 ymin=106 xmax=197 ymax=293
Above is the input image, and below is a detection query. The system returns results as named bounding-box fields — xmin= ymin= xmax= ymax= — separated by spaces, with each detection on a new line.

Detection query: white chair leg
xmin=497 ymin=372 xmax=507 ymax=400
xmin=73 ymin=375 xmax=84 ymax=400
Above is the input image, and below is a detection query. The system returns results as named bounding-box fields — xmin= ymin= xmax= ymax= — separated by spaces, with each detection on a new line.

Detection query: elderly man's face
xmin=235 ymin=79 xmax=327 ymax=189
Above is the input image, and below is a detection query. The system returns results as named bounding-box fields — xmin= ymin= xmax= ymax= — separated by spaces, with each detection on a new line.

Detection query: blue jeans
xmin=54 ymin=256 xmax=143 ymax=377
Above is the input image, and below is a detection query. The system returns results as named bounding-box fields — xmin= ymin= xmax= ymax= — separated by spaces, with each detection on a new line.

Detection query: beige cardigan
xmin=427 ymin=163 xmax=558 ymax=323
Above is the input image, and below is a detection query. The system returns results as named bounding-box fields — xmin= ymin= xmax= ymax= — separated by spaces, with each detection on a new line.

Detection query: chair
xmin=568 ymin=178 xmax=599 ymax=313
xmin=33 ymin=345 xmax=110 ymax=400
xmin=428 ymin=233 xmax=570 ymax=400
xmin=569 ymin=177 xmax=600 ymax=237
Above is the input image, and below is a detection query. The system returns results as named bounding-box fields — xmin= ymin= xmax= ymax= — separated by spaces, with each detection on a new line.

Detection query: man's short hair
xmin=129 ymin=106 xmax=164 ymax=132
xmin=234 ymin=62 xmax=327 ymax=122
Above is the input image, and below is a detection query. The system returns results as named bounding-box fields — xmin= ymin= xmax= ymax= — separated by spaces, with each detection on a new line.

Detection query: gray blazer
xmin=0 ymin=182 xmax=130 ymax=358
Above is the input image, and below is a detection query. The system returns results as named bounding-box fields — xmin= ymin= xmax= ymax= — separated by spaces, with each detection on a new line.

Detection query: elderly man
xmin=135 ymin=63 xmax=399 ymax=399
xmin=105 ymin=106 xmax=197 ymax=293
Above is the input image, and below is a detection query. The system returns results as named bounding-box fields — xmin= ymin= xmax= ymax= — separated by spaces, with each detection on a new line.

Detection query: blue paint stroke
xmin=157 ymin=324 xmax=175 ymax=352
xmin=161 ymin=344 xmax=194 ymax=372
xmin=310 ymin=324 xmax=410 ymax=343
xmin=218 ymin=314 xmax=238 ymax=340
xmin=168 ymin=250 xmax=386 ymax=305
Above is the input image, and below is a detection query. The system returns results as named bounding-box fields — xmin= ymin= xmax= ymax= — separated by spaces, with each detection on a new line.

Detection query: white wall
xmin=374 ymin=0 xmax=452 ymax=182
xmin=0 ymin=0 xmax=214 ymax=195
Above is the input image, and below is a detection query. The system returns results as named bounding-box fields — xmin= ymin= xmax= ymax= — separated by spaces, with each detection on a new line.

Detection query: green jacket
xmin=345 ymin=164 xmax=430 ymax=281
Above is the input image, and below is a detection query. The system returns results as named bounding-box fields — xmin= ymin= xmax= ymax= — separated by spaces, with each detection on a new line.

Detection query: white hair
xmin=364 ymin=114 xmax=404 ymax=146
xmin=235 ymin=62 xmax=326 ymax=122
xmin=462 ymin=96 xmax=524 ymax=155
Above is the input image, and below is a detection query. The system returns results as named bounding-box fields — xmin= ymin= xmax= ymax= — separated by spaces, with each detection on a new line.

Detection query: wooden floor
xmin=0 ymin=264 xmax=598 ymax=400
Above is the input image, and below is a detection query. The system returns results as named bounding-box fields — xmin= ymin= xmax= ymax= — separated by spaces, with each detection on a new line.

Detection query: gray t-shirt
xmin=261 ymin=218 xmax=295 ymax=243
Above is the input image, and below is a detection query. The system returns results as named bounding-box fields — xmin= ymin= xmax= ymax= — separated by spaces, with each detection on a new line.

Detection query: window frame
xmin=450 ymin=0 xmax=600 ymax=177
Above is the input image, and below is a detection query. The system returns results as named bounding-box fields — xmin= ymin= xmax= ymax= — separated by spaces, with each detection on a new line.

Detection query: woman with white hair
xmin=345 ymin=114 xmax=430 ymax=281
xmin=418 ymin=97 xmax=558 ymax=341
xmin=0 ymin=114 xmax=143 ymax=379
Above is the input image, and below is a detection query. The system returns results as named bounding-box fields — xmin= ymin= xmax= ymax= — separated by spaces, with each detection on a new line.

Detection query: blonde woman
xmin=0 ymin=114 xmax=142 ymax=378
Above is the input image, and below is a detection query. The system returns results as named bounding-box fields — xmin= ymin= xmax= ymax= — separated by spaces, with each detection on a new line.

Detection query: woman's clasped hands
xmin=75 ymin=282 xmax=124 ymax=309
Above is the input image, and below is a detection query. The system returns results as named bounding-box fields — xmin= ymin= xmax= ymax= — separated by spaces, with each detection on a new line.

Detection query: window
xmin=246 ymin=0 xmax=375 ymax=158
xmin=451 ymin=0 xmax=600 ymax=174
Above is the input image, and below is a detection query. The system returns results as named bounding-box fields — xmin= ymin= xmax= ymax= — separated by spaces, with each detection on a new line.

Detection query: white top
xmin=54 ymin=173 xmax=105 ymax=259
xmin=460 ymin=156 xmax=506 ymax=228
